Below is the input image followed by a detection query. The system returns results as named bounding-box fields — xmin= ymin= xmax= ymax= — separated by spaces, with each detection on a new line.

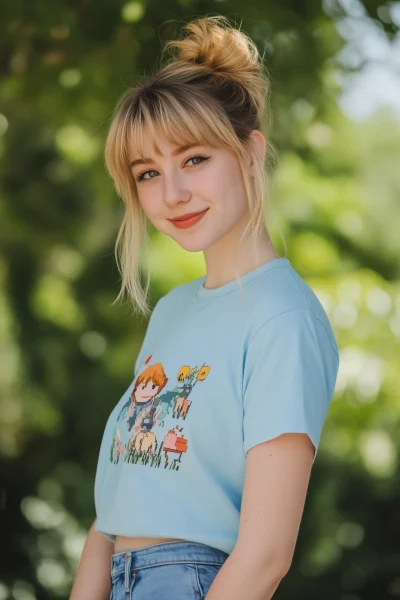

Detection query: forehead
xmin=127 ymin=119 xmax=221 ymax=163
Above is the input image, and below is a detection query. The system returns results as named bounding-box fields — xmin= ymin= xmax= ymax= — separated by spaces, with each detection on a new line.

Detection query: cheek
xmin=135 ymin=182 xmax=159 ymax=208
xmin=208 ymin=171 xmax=245 ymax=214
xmin=210 ymin=160 xmax=243 ymax=194
xmin=137 ymin=192 xmax=155 ymax=216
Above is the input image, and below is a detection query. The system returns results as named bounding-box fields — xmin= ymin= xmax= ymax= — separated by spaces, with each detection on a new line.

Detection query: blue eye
xmin=136 ymin=169 xmax=158 ymax=182
xmin=134 ymin=155 xmax=210 ymax=183
xmin=187 ymin=156 xmax=206 ymax=166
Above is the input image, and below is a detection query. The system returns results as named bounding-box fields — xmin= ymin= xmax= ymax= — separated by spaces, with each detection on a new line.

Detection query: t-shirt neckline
xmin=194 ymin=257 xmax=291 ymax=304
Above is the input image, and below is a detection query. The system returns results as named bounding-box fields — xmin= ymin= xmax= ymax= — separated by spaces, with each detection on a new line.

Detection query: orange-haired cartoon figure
xmin=110 ymin=361 xmax=168 ymax=463
xmin=109 ymin=358 xmax=211 ymax=469
xmin=126 ymin=362 xmax=168 ymax=431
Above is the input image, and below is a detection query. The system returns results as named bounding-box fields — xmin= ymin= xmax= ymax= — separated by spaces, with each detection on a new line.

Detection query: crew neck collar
xmin=194 ymin=257 xmax=291 ymax=304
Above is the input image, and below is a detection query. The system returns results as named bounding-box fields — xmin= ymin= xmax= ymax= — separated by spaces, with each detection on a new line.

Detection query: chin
xmin=170 ymin=231 xmax=218 ymax=253
xmin=173 ymin=239 xmax=208 ymax=253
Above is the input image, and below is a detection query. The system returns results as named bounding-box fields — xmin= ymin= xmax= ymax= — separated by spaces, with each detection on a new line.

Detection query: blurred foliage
xmin=1 ymin=0 xmax=400 ymax=599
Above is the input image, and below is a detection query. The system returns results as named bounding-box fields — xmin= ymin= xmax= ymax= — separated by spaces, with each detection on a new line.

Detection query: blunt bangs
xmin=123 ymin=88 xmax=228 ymax=166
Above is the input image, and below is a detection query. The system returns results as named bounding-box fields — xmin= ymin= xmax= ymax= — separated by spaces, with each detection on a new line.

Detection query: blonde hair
xmin=105 ymin=15 xmax=280 ymax=318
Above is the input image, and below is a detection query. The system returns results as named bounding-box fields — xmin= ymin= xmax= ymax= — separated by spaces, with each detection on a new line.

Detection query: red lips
xmin=170 ymin=209 xmax=208 ymax=222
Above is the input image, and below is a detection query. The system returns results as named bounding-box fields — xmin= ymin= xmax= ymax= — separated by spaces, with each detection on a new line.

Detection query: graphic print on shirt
xmin=109 ymin=354 xmax=211 ymax=470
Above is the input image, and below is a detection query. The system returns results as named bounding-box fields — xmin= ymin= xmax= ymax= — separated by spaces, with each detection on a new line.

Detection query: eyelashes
xmin=134 ymin=155 xmax=210 ymax=183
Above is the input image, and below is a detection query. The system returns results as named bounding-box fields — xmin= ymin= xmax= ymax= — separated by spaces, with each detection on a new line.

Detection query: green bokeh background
xmin=1 ymin=1 xmax=399 ymax=599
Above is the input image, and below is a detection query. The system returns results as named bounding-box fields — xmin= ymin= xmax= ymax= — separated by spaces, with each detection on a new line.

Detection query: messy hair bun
xmin=162 ymin=16 xmax=269 ymax=121
xmin=105 ymin=15 xmax=277 ymax=317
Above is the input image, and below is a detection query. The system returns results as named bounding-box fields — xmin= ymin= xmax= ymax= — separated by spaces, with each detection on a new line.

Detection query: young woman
xmin=70 ymin=15 xmax=339 ymax=600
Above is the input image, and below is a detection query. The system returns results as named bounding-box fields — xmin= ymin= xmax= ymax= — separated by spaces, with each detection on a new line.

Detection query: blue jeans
xmin=110 ymin=540 xmax=229 ymax=599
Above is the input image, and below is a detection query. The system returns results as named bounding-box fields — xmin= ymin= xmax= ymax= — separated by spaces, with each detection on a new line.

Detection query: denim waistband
xmin=110 ymin=540 xmax=229 ymax=577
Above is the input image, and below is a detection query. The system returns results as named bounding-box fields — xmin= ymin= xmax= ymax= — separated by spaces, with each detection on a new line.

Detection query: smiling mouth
xmin=170 ymin=209 xmax=208 ymax=222
xmin=169 ymin=208 xmax=209 ymax=229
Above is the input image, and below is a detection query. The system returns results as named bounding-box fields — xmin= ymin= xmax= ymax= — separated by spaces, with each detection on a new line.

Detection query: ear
xmin=246 ymin=129 xmax=266 ymax=175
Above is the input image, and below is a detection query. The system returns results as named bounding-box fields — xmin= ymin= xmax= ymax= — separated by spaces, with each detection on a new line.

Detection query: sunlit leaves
xmin=55 ymin=125 xmax=101 ymax=165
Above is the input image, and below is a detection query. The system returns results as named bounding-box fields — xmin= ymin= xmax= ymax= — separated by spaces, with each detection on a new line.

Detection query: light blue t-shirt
xmin=94 ymin=257 xmax=339 ymax=554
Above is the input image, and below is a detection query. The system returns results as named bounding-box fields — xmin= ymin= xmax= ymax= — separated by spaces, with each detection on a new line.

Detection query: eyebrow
xmin=129 ymin=144 xmax=203 ymax=168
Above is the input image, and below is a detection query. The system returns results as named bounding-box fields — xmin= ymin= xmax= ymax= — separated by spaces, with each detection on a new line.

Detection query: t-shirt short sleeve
xmin=242 ymin=308 xmax=339 ymax=461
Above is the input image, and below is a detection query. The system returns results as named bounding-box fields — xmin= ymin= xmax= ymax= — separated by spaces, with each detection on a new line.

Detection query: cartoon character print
xmin=110 ymin=358 xmax=168 ymax=463
xmin=109 ymin=355 xmax=210 ymax=470
xmin=173 ymin=364 xmax=210 ymax=419
xmin=109 ymin=427 xmax=124 ymax=463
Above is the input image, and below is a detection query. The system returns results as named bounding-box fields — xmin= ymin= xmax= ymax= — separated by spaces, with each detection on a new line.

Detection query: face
xmin=128 ymin=128 xmax=261 ymax=253
xmin=135 ymin=379 xmax=159 ymax=404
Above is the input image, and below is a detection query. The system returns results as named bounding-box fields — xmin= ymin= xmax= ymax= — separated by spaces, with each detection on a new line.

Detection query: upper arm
xmin=236 ymin=432 xmax=314 ymax=572
xmin=236 ymin=309 xmax=339 ymax=568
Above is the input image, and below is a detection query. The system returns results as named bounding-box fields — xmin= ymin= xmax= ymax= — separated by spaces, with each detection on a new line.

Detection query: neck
xmin=202 ymin=225 xmax=279 ymax=290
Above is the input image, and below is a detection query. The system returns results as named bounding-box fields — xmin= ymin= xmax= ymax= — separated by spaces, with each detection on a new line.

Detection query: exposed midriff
xmin=114 ymin=536 xmax=184 ymax=552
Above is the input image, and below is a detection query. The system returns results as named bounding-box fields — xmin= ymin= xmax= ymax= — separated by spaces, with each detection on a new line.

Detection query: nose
xmin=163 ymin=170 xmax=191 ymax=208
